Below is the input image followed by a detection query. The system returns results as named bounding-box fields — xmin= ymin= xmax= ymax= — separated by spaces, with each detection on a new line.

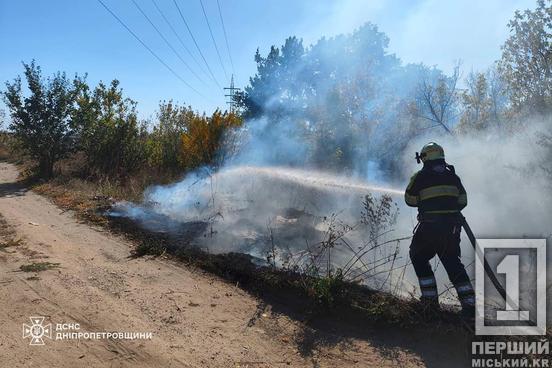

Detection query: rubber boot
xmin=454 ymin=281 xmax=475 ymax=318
xmin=418 ymin=275 xmax=440 ymax=313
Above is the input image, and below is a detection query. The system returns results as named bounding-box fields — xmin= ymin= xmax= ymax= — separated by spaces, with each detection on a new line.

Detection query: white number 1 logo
xmin=496 ymin=255 xmax=530 ymax=321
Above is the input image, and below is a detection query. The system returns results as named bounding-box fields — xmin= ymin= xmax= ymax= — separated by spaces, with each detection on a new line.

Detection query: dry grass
xmin=2 ymin=150 xmax=471 ymax=333
xmin=0 ymin=145 xmax=11 ymax=161
xmin=0 ymin=212 xmax=24 ymax=253
xmin=0 ymin=238 xmax=24 ymax=251
xmin=33 ymin=180 xmax=111 ymax=227
xmin=5 ymin=146 xmax=179 ymax=208
xmin=24 ymin=158 xmax=467 ymax=331
xmin=26 ymin=153 xmax=185 ymax=235
xmin=0 ymin=215 xmax=15 ymax=237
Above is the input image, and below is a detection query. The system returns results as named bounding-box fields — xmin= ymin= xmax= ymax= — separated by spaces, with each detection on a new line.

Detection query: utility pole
xmin=223 ymin=74 xmax=240 ymax=113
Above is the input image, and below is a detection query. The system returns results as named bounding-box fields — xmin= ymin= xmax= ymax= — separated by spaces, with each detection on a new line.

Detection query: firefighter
xmin=405 ymin=142 xmax=475 ymax=316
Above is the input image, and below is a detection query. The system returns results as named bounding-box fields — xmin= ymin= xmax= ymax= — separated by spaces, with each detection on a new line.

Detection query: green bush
xmin=72 ymin=79 xmax=147 ymax=177
xmin=146 ymin=101 xmax=193 ymax=172
xmin=2 ymin=61 xmax=79 ymax=178
xmin=3 ymin=63 xmax=242 ymax=182
xmin=306 ymin=270 xmax=347 ymax=309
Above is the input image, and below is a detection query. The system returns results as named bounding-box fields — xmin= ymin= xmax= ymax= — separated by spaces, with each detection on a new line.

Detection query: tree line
xmin=2 ymin=63 xmax=241 ymax=179
xmin=236 ymin=0 xmax=551 ymax=179
xmin=1 ymin=0 xmax=550 ymax=182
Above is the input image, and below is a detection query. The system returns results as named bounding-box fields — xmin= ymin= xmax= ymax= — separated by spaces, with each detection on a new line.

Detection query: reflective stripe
xmin=406 ymin=172 xmax=419 ymax=191
xmin=405 ymin=172 xmax=419 ymax=207
xmin=418 ymin=185 xmax=459 ymax=201
xmin=405 ymin=192 xmax=418 ymax=206
xmin=456 ymin=283 xmax=473 ymax=293
xmin=424 ymin=210 xmax=460 ymax=214
xmin=461 ymin=295 xmax=475 ymax=306
xmin=458 ymin=193 xmax=467 ymax=206
xmin=421 ymin=289 xmax=438 ymax=297
xmin=419 ymin=277 xmax=436 ymax=286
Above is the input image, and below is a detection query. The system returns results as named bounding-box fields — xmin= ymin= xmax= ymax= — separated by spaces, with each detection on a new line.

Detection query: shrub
xmin=72 ymin=79 xmax=147 ymax=177
xmin=146 ymin=101 xmax=193 ymax=171
xmin=180 ymin=109 xmax=242 ymax=170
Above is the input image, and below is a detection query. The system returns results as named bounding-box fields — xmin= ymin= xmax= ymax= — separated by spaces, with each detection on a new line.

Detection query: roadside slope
xmin=0 ymin=162 xmax=468 ymax=367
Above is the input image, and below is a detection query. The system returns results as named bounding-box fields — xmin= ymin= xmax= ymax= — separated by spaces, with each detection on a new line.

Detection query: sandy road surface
xmin=0 ymin=162 xmax=468 ymax=367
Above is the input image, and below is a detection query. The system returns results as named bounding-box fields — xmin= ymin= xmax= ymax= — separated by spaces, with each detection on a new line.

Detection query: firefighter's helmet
xmin=420 ymin=142 xmax=445 ymax=162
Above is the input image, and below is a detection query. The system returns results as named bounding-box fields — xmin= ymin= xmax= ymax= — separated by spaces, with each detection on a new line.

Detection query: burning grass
xmin=111 ymin=202 xmax=469 ymax=330
xmin=29 ymin=173 xmax=448 ymax=326
xmin=20 ymin=161 xmax=474 ymax=333
xmin=24 ymin=160 xmax=552 ymax=363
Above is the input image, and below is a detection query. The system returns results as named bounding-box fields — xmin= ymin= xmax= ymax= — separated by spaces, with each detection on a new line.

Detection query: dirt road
xmin=0 ymin=162 xmax=468 ymax=367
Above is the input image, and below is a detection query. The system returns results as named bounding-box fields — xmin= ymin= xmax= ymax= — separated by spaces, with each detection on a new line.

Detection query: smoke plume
xmin=111 ymin=25 xmax=552 ymax=312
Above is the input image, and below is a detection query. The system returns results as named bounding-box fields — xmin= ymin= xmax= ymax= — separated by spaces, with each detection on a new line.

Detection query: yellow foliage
xmin=180 ymin=110 xmax=242 ymax=169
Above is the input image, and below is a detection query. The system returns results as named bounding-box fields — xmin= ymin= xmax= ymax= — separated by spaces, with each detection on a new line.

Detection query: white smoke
xmin=110 ymin=25 xmax=551 ymax=315
xmin=401 ymin=122 xmax=552 ymax=315
xmin=111 ymin=119 xmax=551 ymax=314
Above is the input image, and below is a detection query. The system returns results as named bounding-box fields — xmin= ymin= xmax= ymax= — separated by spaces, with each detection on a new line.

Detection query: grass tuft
xmin=19 ymin=262 xmax=60 ymax=272
xmin=0 ymin=238 xmax=23 ymax=251
xmin=133 ymin=239 xmax=167 ymax=257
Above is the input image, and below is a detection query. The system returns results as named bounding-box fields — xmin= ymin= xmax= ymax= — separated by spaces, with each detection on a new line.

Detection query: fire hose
xmin=461 ymin=215 xmax=507 ymax=300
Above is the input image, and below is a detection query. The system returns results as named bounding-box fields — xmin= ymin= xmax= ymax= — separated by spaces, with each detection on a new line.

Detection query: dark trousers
xmin=409 ymin=221 xmax=471 ymax=287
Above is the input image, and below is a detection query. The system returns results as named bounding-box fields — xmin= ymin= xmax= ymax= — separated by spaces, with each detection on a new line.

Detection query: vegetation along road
xmin=0 ymin=162 xmax=470 ymax=367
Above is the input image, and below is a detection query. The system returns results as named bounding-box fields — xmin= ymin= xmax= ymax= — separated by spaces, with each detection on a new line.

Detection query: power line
xmin=216 ymin=0 xmax=234 ymax=75
xmin=173 ymin=0 xmax=222 ymax=89
xmin=199 ymin=0 xmax=228 ymax=82
xmin=96 ymin=0 xmax=206 ymax=99
xmin=130 ymin=0 xmax=208 ymax=88
xmin=150 ymin=0 xmax=212 ymax=85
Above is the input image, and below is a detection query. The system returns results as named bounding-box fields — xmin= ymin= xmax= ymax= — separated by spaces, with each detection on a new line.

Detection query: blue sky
xmin=0 ymin=0 xmax=535 ymax=120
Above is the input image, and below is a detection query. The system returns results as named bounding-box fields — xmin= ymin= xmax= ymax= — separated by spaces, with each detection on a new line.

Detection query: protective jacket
xmin=404 ymin=159 xmax=467 ymax=217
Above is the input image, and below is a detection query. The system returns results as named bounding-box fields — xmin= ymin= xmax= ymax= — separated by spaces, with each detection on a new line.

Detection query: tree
xmin=72 ymin=79 xmax=146 ymax=177
xmin=237 ymin=24 xmax=420 ymax=174
xmin=457 ymin=67 xmax=510 ymax=134
xmin=239 ymin=36 xmax=307 ymax=120
xmin=458 ymin=72 xmax=491 ymax=133
xmin=180 ymin=110 xmax=242 ymax=169
xmin=487 ymin=66 xmax=510 ymax=124
xmin=0 ymin=109 xmax=5 ymax=129
xmin=147 ymin=101 xmax=195 ymax=171
xmin=415 ymin=63 xmax=461 ymax=135
xmin=2 ymin=61 xmax=78 ymax=177
xmin=499 ymin=0 xmax=552 ymax=114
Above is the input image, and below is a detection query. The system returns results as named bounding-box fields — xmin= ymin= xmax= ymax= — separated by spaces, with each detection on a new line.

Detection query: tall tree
xmin=458 ymin=67 xmax=510 ymax=134
xmin=237 ymin=24 xmax=424 ymax=174
xmin=458 ymin=72 xmax=491 ymax=133
xmin=415 ymin=63 xmax=461 ymax=135
xmin=499 ymin=0 xmax=552 ymax=114
xmin=487 ymin=66 xmax=510 ymax=125
xmin=2 ymin=61 xmax=78 ymax=177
